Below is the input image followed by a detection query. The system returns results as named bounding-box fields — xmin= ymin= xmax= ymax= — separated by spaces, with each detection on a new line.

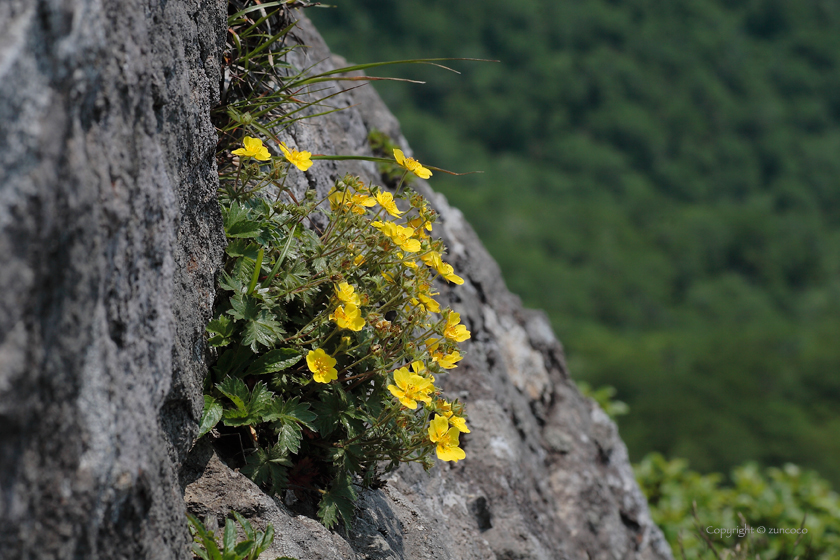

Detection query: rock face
xmin=0 ymin=0 xmax=226 ymax=557
xmin=185 ymin=14 xmax=673 ymax=560
xmin=0 ymin=2 xmax=671 ymax=559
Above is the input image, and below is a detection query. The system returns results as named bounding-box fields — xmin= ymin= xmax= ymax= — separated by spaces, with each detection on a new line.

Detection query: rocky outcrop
xmin=184 ymin=15 xmax=673 ymax=560
xmin=0 ymin=0 xmax=226 ymax=557
xmin=1 ymin=2 xmax=671 ymax=559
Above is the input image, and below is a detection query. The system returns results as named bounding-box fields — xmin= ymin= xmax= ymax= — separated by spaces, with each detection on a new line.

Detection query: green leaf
xmin=219 ymin=380 xmax=276 ymax=427
xmin=228 ymin=295 xmax=261 ymax=321
xmin=262 ymin=397 xmax=316 ymax=430
xmin=207 ymin=314 xmax=236 ymax=347
xmin=232 ymin=511 xmax=255 ymax=542
xmin=225 ymin=239 xmax=261 ymax=259
xmin=218 ymin=377 xmax=250 ymax=411
xmin=241 ymin=444 xmax=291 ymax=494
xmin=275 ymin=260 xmax=309 ymax=292
xmin=213 ymin=345 xmax=254 ymax=380
xmin=245 ymin=348 xmax=302 ymax=376
xmin=223 ymin=517 xmax=236 ymax=554
xmin=311 ymin=391 xmax=348 ymax=438
xmin=241 ymin=311 xmax=283 ymax=352
xmin=218 ymin=269 xmax=244 ymax=294
xmin=275 ymin=422 xmax=303 ymax=455
xmin=246 ymin=247 xmax=265 ymax=295
xmin=259 ymin=525 xmax=275 ymax=556
xmin=317 ymin=472 xmax=357 ymax=530
xmin=224 ymin=201 xmax=263 ymax=239
xmin=312 ymin=256 xmax=328 ymax=273
xmin=233 ymin=540 xmax=255 ymax=557
xmin=191 ymin=543 xmax=211 ymax=560
xmin=249 ymin=382 xmax=275 ymax=416
xmin=199 ymin=395 xmax=224 ymax=438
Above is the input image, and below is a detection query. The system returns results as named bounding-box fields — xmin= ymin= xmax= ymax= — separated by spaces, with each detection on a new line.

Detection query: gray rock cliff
xmin=0 ymin=0 xmax=226 ymax=557
xmin=1 ymin=2 xmax=672 ymax=559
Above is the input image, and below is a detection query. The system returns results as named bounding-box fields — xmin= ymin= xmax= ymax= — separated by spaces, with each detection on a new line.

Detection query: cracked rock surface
xmin=185 ymin=13 xmax=673 ymax=560
xmin=0 ymin=0 xmax=225 ymax=557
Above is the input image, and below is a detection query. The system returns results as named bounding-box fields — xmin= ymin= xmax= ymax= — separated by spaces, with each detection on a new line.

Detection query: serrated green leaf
xmin=225 ymin=239 xmax=261 ymax=259
xmin=220 ymin=381 xmax=276 ymax=427
xmin=242 ymin=444 xmax=291 ymax=493
xmin=222 ymin=408 xmax=250 ymax=426
xmin=275 ymin=421 xmax=303 ymax=455
xmin=311 ymin=391 xmax=347 ymax=438
xmin=262 ymin=397 xmax=316 ymax=430
xmin=317 ymin=472 xmax=357 ymax=530
xmin=217 ymin=377 xmax=250 ymax=411
xmin=242 ymin=311 xmax=283 ymax=352
xmin=286 ymin=399 xmax=317 ymax=430
xmin=224 ymin=202 xmax=263 ymax=239
xmin=228 ymin=295 xmax=261 ymax=321
xmin=249 ymin=382 xmax=275 ymax=416
xmin=317 ymin=497 xmax=339 ymax=530
xmin=276 ymin=260 xmax=309 ymax=291
xmin=218 ymin=270 xmax=244 ymax=294
xmin=245 ymin=348 xmax=302 ymax=376
xmin=207 ymin=314 xmax=236 ymax=347
xmin=199 ymin=395 xmax=224 ymax=438
xmin=312 ymin=257 xmax=328 ymax=273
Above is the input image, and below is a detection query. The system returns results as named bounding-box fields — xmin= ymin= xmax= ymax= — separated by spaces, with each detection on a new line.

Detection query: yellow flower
xmin=420 ymin=250 xmax=463 ymax=284
xmin=388 ymin=366 xmax=434 ymax=409
xmin=407 ymin=216 xmax=432 ymax=239
xmin=307 ymin=348 xmax=338 ymax=383
xmin=428 ymin=414 xmax=465 ymax=462
xmin=372 ymin=221 xmax=421 ymax=253
xmin=432 ymin=399 xmax=470 ymax=433
xmin=438 ymin=262 xmax=464 ymax=285
xmin=353 ymin=254 xmax=366 ymax=266
xmin=329 ymin=189 xmax=376 ymax=214
xmin=410 ymin=360 xmax=430 ymax=378
xmin=417 ymin=292 xmax=440 ymax=314
xmin=420 ymin=250 xmax=442 ymax=269
xmin=415 ymin=283 xmax=440 ymax=313
xmin=443 ymin=311 xmax=470 ymax=342
xmin=330 ymin=303 xmax=365 ymax=331
xmin=335 ymin=282 xmax=361 ymax=306
xmin=434 ymin=350 xmax=462 ymax=369
xmin=393 ymin=148 xmax=432 ymax=179
xmin=375 ymin=191 xmax=403 ymax=217
xmin=232 ymin=136 xmax=271 ymax=161
xmin=396 ymin=252 xmax=418 ymax=270
xmin=278 ymin=142 xmax=313 ymax=171
xmin=448 ymin=415 xmax=470 ymax=433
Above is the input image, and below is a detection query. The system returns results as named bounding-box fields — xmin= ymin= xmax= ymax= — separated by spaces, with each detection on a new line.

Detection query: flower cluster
xmin=205 ymin=134 xmax=470 ymax=531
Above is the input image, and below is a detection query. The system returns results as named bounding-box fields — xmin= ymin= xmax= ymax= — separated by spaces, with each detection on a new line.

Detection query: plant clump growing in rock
xmin=199 ymin=0 xmax=474 ymax=530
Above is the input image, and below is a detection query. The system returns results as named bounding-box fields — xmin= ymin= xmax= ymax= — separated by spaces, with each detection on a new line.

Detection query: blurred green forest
xmin=309 ymin=0 xmax=840 ymax=486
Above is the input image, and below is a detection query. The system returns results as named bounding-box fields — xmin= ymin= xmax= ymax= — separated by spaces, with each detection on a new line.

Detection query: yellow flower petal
xmin=278 ymin=142 xmax=313 ymax=171
xmin=307 ymin=348 xmax=337 ymax=383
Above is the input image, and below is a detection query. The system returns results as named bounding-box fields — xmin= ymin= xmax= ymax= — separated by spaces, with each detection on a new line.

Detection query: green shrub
xmin=636 ymin=453 xmax=840 ymax=559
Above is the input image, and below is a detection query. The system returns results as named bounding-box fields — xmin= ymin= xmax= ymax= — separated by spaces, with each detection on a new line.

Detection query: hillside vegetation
xmin=309 ymin=0 xmax=840 ymax=486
